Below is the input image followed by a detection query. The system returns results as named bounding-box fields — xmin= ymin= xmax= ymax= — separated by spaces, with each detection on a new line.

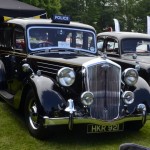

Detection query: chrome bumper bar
xmin=43 ymin=113 xmax=150 ymax=126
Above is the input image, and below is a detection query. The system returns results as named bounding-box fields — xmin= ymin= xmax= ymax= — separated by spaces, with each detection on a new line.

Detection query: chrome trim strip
xmin=37 ymin=61 xmax=66 ymax=75
xmin=37 ymin=61 xmax=66 ymax=68
xmin=39 ymin=70 xmax=56 ymax=75
xmin=82 ymin=57 xmax=121 ymax=69
xmin=43 ymin=114 xmax=150 ymax=126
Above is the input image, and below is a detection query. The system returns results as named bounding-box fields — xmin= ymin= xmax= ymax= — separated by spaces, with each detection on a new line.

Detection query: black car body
xmin=0 ymin=16 xmax=150 ymax=139
xmin=97 ymin=31 xmax=150 ymax=85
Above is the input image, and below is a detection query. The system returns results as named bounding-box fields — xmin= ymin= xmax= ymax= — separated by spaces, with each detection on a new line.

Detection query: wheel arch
xmin=19 ymin=83 xmax=32 ymax=113
xmin=20 ymin=75 xmax=65 ymax=115
xmin=134 ymin=76 xmax=150 ymax=111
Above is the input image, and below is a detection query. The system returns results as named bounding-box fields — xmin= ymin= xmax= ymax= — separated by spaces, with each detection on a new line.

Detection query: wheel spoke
xmin=28 ymin=99 xmax=40 ymax=129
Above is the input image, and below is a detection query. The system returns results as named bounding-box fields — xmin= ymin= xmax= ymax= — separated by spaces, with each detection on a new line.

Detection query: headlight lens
xmin=57 ymin=67 xmax=75 ymax=86
xmin=122 ymin=91 xmax=134 ymax=104
xmin=122 ymin=68 xmax=138 ymax=86
xmin=81 ymin=91 xmax=94 ymax=106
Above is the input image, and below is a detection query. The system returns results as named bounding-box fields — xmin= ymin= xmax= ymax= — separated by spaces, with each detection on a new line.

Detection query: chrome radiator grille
xmin=86 ymin=62 xmax=121 ymax=121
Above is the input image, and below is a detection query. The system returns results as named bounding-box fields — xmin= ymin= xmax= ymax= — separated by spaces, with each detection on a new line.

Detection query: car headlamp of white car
xmin=81 ymin=91 xmax=94 ymax=106
xmin=122 ymin=68 xmax=138 ymax=86
xmin=57 ymin=67 xmax=75 ymax=87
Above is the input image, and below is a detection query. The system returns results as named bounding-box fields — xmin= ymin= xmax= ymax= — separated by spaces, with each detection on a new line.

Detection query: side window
xmin=14 ymin=28 xmax=25 ymax=51
xmin=0 ymin=25 xmax=12 ymax=49
xmin=97 ymin=37 xmax=104 ymax=51
xmin=106 ymin=38 xmax=118 ymax=54
xmin=0 ymin=26 xmax=4 ymax=47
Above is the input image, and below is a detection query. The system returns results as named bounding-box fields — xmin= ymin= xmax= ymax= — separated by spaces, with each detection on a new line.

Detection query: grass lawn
xmin=0 ymin=101 xmax=150 ymax=150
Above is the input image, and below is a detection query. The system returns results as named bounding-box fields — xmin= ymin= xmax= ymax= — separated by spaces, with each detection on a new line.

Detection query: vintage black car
xmin=97 ymin=32 xmax=150 ymax=85
xmin=0 ymin=16 xmax=150 ymax=139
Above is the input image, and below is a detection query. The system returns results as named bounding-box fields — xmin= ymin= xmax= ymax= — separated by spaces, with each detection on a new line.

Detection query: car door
xmin=7 ymin=26 xmax=27 ymax=95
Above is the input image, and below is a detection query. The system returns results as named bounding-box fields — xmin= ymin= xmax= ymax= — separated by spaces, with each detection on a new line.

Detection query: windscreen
xmin=122 ymin=38 xmax=150 ymax=53
xmin=27 ymin=26 xmax=96 ymax=53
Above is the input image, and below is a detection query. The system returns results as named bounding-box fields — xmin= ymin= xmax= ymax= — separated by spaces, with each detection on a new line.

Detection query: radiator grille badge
xmin=101 ymin=63 xmax=110 ymax=70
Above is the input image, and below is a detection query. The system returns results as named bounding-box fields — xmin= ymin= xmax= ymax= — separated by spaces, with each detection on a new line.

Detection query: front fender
xmin=29 ymin=75 xmax=65 ymax=114
xmin=134 ymin=77 xmax=150 ymax=100
xmin=131 ymin=77 xmax=150 ymax=112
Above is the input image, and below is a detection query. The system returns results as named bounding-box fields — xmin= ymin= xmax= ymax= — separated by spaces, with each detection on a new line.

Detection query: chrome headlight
xmin=57 ymin=67 xmax=75 ymax=86
xmin=122 ymin=91 xmax=134 ymax=104
xmin=122 ymin=68 xmax=138 ymax=86
xmin=81 ymin=91 xmax=94 ymax=106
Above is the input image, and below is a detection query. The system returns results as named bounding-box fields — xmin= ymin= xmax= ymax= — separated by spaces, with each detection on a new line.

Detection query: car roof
xmin=97 ymin=31 xmax=150 ymax=40
xmin=7 ymin=18 xmax=96 ymax=31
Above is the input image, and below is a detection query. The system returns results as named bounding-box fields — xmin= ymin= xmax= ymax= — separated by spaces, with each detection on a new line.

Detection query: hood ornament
xmin=101 ymin=52 xmax=107 ymax=60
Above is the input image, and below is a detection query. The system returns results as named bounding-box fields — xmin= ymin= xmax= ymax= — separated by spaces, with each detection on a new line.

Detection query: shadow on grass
xmin=45 ymin=127 xmax=144 ymax=145
xmin=1 ymin=101 xmax=150 ymax=149
xmin=43 ymin=121 xmax=149 ymax=149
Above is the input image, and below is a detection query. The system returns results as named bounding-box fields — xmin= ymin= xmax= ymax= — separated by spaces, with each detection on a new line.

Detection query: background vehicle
xmin=119 ymin=143 xmax=150 ymax=150
xmin=97 ymin=32 xmax=150 ymax=85
xmin=0 ymin=16 xmax=150 ymax=139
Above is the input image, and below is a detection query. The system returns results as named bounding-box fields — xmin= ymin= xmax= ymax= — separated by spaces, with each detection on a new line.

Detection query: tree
xmin=135 ymin=0 xmax=150 ymax=33
xmin=18 ymin=0 xmax=150 ymax=32
xmin=60 ymin=0 xmax=83 ymax=21
xmin=31 ymin=0 xmax=39 ymax=6
xmin=60 ymin=0 xmax=103 ymax=32
xmin=46 ymin=0 xmax=61 ymax=17
xmin=18 ymin=0 xmax=61 ymax=18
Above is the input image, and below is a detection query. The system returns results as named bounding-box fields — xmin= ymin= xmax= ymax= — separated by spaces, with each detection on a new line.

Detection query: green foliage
xmin=18 ymin=0 xmax=150 ymax=32
xmin=31 ymin=0 xmax=39 ymax=6
xmin=19 ymin=0 xmax=61 ymax=17
xmin=135 ymin=0 xmax=150 ymax=33
xmin=45 ymin=0 xmax=61 ymax=17
xmin=60 ymin=0 xmax=83 ymax=21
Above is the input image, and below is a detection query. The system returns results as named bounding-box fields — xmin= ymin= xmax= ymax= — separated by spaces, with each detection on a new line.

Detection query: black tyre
xmin=24 ymin=89 xmax=48 ymax=139
xmin=125 ymin=121 xmax=144 ymax=131
xmin=0 ymin=60 xmax=6 ymax=90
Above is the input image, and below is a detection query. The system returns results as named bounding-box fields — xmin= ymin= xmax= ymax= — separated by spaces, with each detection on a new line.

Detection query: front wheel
xmin=24 ymin=89 xmax=48 ymax=139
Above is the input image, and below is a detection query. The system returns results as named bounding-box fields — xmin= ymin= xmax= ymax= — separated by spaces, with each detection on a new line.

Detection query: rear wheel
xmin=24 ymin=89 xmax=48 ymax=139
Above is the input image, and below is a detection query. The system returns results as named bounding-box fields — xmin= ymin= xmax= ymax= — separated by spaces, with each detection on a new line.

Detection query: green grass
xmin=0 ymin=101 xmax=150 ymax=150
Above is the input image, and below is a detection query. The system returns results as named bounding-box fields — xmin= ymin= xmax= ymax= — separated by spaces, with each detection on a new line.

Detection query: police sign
xmin=52 ymin=14 xmax=70 ymax=24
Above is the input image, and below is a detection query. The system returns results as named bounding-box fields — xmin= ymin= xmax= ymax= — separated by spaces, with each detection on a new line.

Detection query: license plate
xmin=87 ymin=124 xmax=124 ymax=133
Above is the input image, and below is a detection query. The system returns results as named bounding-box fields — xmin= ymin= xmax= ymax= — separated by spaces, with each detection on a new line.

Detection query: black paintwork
xmin=0 ymin=18 xmax=150 ymax=139
xmin=0 ymin=21 xmax=149 ymax=114
xmin=0 ymin=17 xmax=97 ymax=115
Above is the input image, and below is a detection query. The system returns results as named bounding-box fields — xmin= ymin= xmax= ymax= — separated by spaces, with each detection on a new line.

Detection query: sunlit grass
xmin=0 ymin=101 xmax=150 ymax=150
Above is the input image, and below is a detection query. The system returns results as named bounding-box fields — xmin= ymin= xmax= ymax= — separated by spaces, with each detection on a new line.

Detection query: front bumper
xmin=43 ymin=113 xmax=150 ymax=126
xmin=43 ymin=101 xmax=150 ymax=131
